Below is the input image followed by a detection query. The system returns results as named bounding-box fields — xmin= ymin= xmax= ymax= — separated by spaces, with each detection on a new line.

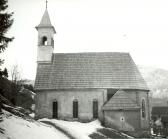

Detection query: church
xmin=34 ymin=5 xmax=150 ymax=131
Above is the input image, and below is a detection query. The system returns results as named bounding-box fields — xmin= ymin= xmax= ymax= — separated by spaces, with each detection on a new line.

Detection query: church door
xmin=53 ymin=101 xmax=58 ymax=118
xmin=93 ymin=100 xmax=98 ymax=118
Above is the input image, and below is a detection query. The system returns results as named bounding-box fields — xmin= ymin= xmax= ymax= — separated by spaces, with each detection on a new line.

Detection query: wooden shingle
xmin=35 ymin=52 xmax=148 ymax=90
xmin=102 ymin=90 xmax=140 ymax=110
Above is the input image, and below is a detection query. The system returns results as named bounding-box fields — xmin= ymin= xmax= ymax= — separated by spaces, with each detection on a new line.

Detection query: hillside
xmin=0 ymin=110 xmax=69 ymax=139
xmin=138 ymin=66 xmax=168 ymax=106
xmin=139 ymin=66 xmax=168 ymax=98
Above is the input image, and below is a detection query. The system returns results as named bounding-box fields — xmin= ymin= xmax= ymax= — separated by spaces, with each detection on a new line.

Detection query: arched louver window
xmin=42 ymin=36 xmax=47 ymax=45
xmin=142 ymin=99 xmax=146 ymax=118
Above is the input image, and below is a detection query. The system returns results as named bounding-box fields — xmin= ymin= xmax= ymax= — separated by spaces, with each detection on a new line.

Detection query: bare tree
xmin=10 ymin=64 xmax=22 ymax=105
xmin=10 ymin=64 xmax=21 ymax=84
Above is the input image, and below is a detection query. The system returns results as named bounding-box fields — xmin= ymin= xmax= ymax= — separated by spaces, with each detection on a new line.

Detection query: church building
xmin=34 ymin=6 xmax=150 ymax=131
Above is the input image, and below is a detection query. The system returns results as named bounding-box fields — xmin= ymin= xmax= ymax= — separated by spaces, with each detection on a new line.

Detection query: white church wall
xmin=35 ymin=89 xmax=107 ymax=122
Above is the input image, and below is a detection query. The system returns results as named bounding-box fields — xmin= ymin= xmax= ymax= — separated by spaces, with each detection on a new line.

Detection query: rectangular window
xmin=73 ymin=101 xmax=78 ymax=118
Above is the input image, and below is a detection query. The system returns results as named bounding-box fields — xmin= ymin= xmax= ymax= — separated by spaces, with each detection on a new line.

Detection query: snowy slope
xmin=0 ymin=110 xmax=69 ymax=139
xmin=40 ymin=119 xmax=102 ymax=139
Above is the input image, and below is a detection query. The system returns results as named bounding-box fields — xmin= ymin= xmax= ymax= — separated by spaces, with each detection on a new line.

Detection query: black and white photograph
xmin=1 ymin=0 xmax=168 ymax=138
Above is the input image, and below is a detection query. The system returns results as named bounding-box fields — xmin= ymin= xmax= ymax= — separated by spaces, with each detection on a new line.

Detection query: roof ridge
xmin=53 ymin=52 xmax=130 ymax=55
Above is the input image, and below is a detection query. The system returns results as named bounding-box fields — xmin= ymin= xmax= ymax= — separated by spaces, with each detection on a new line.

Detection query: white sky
xmin=2 ymin=0 xmax=168 ymax=80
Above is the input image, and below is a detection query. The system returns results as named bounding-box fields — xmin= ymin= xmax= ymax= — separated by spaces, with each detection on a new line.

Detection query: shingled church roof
xmin=34 ymin=52 xmax=149 ymax=90
xmin=102 ymin=90 xmax=140 ymax=110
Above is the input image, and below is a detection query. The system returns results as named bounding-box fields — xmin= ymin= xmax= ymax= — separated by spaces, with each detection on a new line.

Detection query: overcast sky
xmin=2 ymin=0 xmax=168 ymax=80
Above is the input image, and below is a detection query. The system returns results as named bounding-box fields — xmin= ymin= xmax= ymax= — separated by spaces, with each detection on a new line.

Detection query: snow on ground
xmin=40 ymin=118 xmax=103 ymax=139
xmin=29 ymin=113 xmax=35 ymax=118
xmin=0 ymin=110 xmax=69 ymax=139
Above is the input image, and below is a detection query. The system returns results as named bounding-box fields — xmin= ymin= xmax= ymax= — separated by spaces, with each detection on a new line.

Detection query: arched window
xmin=142 ymin=99 xmax=146 ymax=118
xmin=42 ymin=36 xmax=47 ymax=45
xmin=93 ymin=99 xmax=98 ymax=118
xmin=73 ymin=99 xmax=78 ymax=118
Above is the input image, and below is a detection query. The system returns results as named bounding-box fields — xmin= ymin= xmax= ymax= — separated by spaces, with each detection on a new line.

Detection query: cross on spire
xmin=46 ymin=0 xmax=48 ymax=9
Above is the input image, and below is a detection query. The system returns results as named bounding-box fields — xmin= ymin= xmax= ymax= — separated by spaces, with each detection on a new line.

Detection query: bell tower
xmin=36 ymin=1 xmax=56 ymax=63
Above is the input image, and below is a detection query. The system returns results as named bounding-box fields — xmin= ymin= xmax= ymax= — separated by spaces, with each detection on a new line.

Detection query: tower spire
xmin=46 ymin=0 xmax=48 ymax=9
xmin=36 ymin=0 xmax=56 ymax=33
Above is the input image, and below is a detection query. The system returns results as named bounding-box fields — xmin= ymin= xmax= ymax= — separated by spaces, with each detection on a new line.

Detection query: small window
xmin=51 ymin=38 xmax=54 ymax=46
xmin=42 ymin=36 xmax=47 ymax=45
xmin=73 ymin=99 xmax=78 ymax=118
xmin=142 ymin=99 xmax=146 ymax=118
xmin=93 ymin=100 xmax=98 ymax=118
